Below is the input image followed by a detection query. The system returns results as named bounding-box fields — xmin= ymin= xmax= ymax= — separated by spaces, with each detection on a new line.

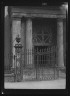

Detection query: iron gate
xmin=22 ymin=45 xmax=59 ymax=81
xmin=34 ymin=46 xmax=58 ymax=80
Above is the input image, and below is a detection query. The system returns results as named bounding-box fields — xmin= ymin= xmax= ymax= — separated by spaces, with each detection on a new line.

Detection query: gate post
xmin=14 ymin=35 xmax=23 ymax=82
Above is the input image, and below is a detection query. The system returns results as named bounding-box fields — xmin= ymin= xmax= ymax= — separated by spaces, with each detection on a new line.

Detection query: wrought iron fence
xmin=4 ymin=46 xmax=66 ymax=82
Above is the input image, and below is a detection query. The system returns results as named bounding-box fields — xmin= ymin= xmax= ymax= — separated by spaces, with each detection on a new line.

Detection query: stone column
xmin=12 ymin=18 xmax=21 ymax=68
xmin=57 ymin=18 xmax=64 ymax=68
xmin=26 ymin=18 xmax=32 ymax=67
xmin=21 ymin=18 xmax=26 ymax=66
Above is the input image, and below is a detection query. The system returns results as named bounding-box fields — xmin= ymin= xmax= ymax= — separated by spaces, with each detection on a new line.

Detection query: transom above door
xmin=32 ymin=18 xmax=57 ymax=46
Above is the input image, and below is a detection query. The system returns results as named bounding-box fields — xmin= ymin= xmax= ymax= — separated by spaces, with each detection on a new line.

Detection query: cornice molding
xmin=11 ymin=13 xmax=66 ymax=19
xmin=10 ymin=6 xmax=66 ymax=19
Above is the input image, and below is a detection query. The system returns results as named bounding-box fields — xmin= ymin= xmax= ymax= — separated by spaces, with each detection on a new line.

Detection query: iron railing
xmin=4 ymin=46 xmax=66 ymax=82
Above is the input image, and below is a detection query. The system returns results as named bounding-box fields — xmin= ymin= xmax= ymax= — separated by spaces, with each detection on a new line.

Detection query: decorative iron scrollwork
xmin=32 ymin=30 xmax=52 ymax=44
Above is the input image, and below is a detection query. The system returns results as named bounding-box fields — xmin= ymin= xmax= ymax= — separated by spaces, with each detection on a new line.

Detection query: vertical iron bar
xmin=25 ymin=49 xmax=27 ymax=68
xmin=53 ymin=46 xmax=55 ymax=79
xmin=40 ymin=49 xmax=42 ymax=80
xmin=27 ymin=49 xmax=29 ymax=68
xmin=29 ymin=49 xmax=31 ymax=67
xmin=15 ymin=55 xmax=17 ymax=82
xmin=45 ymin=50 xmax=47 ymax=66
xmin=44 ymin=48 xmax=46 ymax=67
xmin=49 ymin=47 xmax=50 ymax=66
xmin=36 ymin=48 xmax=38 ymax=80
xmin=14 ymin=55 xmax=16 ymax=82
xmin=50 ymin=47 xmax=51 ymax=66
xmin=30 ymin=49 xmax=31 ymax=66
xmin=42 ymin=49 xmax=43 ymax=80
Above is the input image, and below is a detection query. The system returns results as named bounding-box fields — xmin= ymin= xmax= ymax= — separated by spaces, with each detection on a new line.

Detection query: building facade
xmin=4 ymin=6 xmax=66 ymax=81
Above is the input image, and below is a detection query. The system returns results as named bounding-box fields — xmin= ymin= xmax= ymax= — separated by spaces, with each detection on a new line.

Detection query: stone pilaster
xmin=12 ymin=18 xmax=21 ymax=68
xmin=26 ymin=18 xmax=32 ymax=66
xmin=21 ymin=18 xmax=26 ymax=66
xmin=57 ymin=18 xmax=64 ymax=68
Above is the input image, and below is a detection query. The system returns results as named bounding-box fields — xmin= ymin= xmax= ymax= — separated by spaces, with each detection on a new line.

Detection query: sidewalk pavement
xmin=4 ymin=78 xmax=66 ymax=89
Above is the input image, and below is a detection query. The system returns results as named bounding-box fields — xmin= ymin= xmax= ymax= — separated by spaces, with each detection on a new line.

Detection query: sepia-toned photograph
xmin=4 ymin=2 xmax=67 ymax=90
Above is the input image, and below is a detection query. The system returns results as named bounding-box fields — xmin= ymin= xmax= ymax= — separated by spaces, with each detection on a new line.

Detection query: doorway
xmin=32 ymin=18 xmax=57 ymax=80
